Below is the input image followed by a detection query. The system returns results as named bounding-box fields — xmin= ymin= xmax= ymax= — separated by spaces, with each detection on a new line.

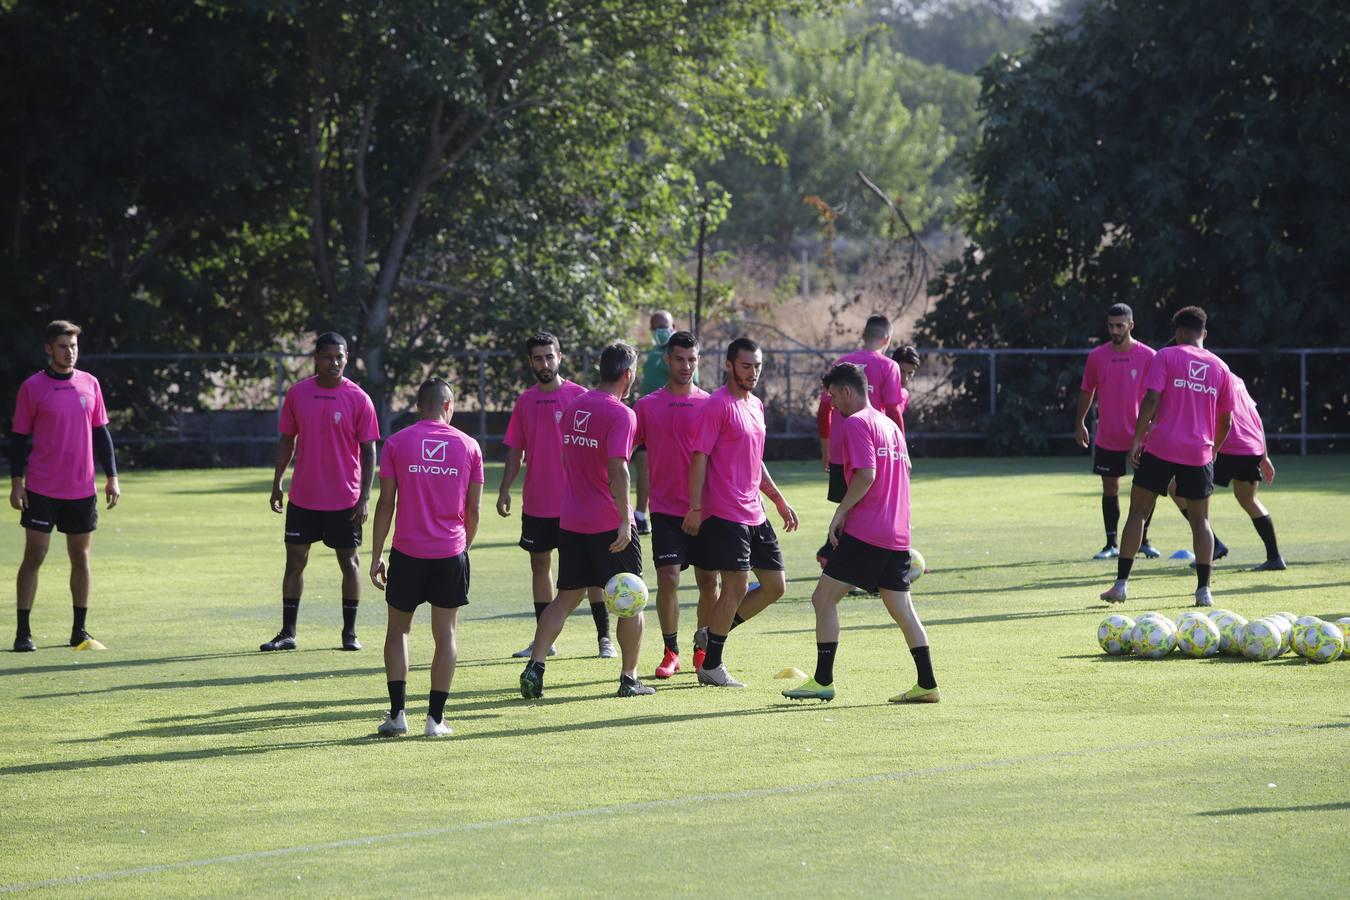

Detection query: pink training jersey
xmin=821 ymin=350 xmax=903 ymax=464
xmin=634 ymin=385 xmax=710 ymax=516
xmin=280 ymin=376 xmax=380 ymax=511
xmin=503 ymin=380 xmax=587 ymax=519
xmin=12 ymin=370 xmax=108 ymax=500
xmin=379 ymin=419 xmax=484 ymax=558
xmin=1221 ymin=376 xmax=1266 ymax=457
xmin=1081 ymin=341 xmax=1156 ymax=452
xmin=1141 ymin=345 xmax=1236 ymax=466
xmin=692 ymin=385 xmax=767 ymax=526
xmin=559 ymin=390 xmax=637 ymax=534
xmin=841 ymin=405 xmax=912 ymax=551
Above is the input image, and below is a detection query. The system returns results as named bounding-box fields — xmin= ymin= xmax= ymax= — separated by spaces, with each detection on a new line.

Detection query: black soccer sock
xmin=1251 ymin=515 xmax=1280 ymax=559
xmin=428 ymin=690 xmax=449 ymax=724
xmin=1195 ymin=563 xmax=1212 ymax=589
xmin=590 ymin=602 xmax=610 ymax=639
xmin=72 ymin=605 xmax=88 ymax=634
xmin=730 ymin=613 xmax=745 ymax=631
xmin=388 ymin=680 xmax=406 ymax=716
xmin=534 ymin=602 xmax=549 ymax=622
xmin=662 ymin=632 xmax=679 ymax=654
xmin=16 ymin=608 xmax=31 ymax=639
xmin=814 ymin=641 xmax=838 ymax=686
xmin=525 ymin=659 xmax=546 ymax=675
xmin=703 ymin=631 xmax=727 ymax=670
xmin=910 ymin=645 xmax=937 ymax=690
xmin=1102 ymin=495 xmax=1120 ymax=545
xmin=341 ymin=599 xmax=358 ymax=634
xmin=282 ymin=597 xmax=300 ymax=636
xmin=1116 ymin=558 xmax=1134 ymax=581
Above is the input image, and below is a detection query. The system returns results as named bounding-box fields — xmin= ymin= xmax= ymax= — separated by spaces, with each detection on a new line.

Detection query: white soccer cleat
xmin=377 ymin=710 xmax=408 ymax=736
xmin=511 ymin=642 xmax=556 ymax=658
xmin=1099 ymin=580 xmax=1128 ymax=603
xmin=1092 ymin=545 xmax=1120 ymax=560
xmin=697 ymin=664 xmax=746 ymax=688
xmin=1194 ymin=587 xmax=1214 ymax=608
xmin=598 ymin=636 xmax=617 ymax=659
xmin=424 ymin=716 xmax=452 ymax=737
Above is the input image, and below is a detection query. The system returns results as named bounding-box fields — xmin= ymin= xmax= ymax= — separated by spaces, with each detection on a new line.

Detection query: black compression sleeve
xmin=8 ymin=432 xmax=30 ymax=477
xmin=93 ymin=425 xmax=118 ymax=478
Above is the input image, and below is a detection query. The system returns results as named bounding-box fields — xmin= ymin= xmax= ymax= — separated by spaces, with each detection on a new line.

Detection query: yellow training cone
xmin=774 ymin=667 xmax=808 ymax=680
xmin=73 ymin=639 xmax=107 ymax=651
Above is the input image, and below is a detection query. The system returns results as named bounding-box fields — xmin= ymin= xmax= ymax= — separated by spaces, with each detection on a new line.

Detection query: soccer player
xmin=262 ymin=332 xmax=379 ymax=652
xmin=633 ymin=310 xmax=685 ymax=536
xmin=1100 ymin=306 xmax=1235 ymax=608
xmin=634 ymin=330 xmax=717 ymax=678
xmin=814 ymin=316 xmax=904 ymax=567
xmin=369 ymin=378 xmax=482 ymax=737
xmin=784 ymin=363 xmax=938 ymax=703
xmin=1074 ymin=304 xmax=1162 ymax=560
xmin=497 ymin=333 xmax=613 ymax=659
xmin=519 ymin=343 xmax=653 ymax=699
xmin=683 ymin=337 xmax=800 ymax=688
xmin=1173 ymin=375 xmax=1285 ymax=571
xmin=891 ymin=344 xmax=922 ymax=428
xmin=9 ymin=320 xmax=120 ymax=651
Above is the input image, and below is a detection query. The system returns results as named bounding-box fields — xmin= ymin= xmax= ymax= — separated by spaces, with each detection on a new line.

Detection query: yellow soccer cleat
xmin=889 ymin=684 xmax=940 ymax=704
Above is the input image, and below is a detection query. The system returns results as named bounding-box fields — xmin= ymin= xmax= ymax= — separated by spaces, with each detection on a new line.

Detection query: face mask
xmin=652 ymin=327 xmax=674 ymax=346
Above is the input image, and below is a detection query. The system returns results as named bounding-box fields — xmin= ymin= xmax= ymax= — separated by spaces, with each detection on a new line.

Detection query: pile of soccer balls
xmin=1097 ymin=610 xmax=1349 ymax=662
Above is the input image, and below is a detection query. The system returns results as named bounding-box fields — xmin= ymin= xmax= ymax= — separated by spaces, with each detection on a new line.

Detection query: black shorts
xmin=20 ymin=491 xmax=97 ymax=534
xmin=827 ymin=463 xmax=847 ymax=503
xmin=1092 ymin=446 xmax=1129 ymax=478
xmin=692 ymin=516 xmax=785 ymax=573
xmin=285 ymin=501 xmax=362 ymax=549
xmin=651 ymin=512 xmax=701 ymax=571
xmin=1133 ymin=451 xmax=1213 ymax=501
xmin=519 ymin=514 xmax=561 ymax=553
xmin=823 ymin=532 xmax=912 ymax=593
xmin=1213 ymin=452 xmax=1262 ymax=487
xmin=384 ymin=549 xmax=469 ymax=612
xmin=557 ymin=526 xmax=643 ymax=591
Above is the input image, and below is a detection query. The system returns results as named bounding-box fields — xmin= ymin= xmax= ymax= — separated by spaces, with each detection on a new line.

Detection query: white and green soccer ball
xmin=1337 ymin=618 xmax=1350 ymax=656
xmin=603 ymin=572 xmax=649 ymax=619
xmin=1177 ymin=614 xmax=1221 ymax=658
xmin=1263 ymin=615 xmax=1292 ymax=652
xmin=1098 ymin=614 xmax=1135 ymax=656
xmin=908 ymin=548 xmax=926 ymax=584
xmin=1131 ymin=617 xmax=1176 ymax=659
xmin=1298 ymin=621 xmax=1344 ymax=663
xmin=1241 ymin=619 xmax=1284 ymax=661
xmin=1211 ymin=611 xmax=1249 ymax=656
xmin=1272 ymin=612 xmax=1299 ymax=626
xmin=1291 ymin=616 xmax=1323 ymax=657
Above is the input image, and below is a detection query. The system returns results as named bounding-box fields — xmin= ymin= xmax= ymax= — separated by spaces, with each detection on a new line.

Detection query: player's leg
xmin=335 ymin=546 xmax=362 ymax=650
xmin=1097 ymin=473 xmax=1121 ymax=558
xmin=615 ymin=607 xmax=648 ymax=695
xmin=654 ymin=563 xmax=682 ymax=678
xmin=519 ymin=587 xmax=583 ymax=698
xmin=882 ymin=588 xmax=940 ymax=703
xmin=1185 ymin=495 xmax=1216 ymax=605
xmin=425 ymin=605 xmax=458 ymax=736
xmin=1101 ymin=472 xmax=1160 ymax=603
xmin=65 ymin=531 xmax=93 ymax=646
xmin=698 ymin=569 xmax=748 ymax=687
xmin=513 ymin=550 xmax=558 ymax=658
xmin=734 ymin=568 xmax=785 ymax=625
xmin=588 ymin=585 xmax=614 ymax=658
xmin=262 ymin=541 xmax=309 ymax=651
xmin=1234 ymin=479 xmax=1284 ymax=570
xmin=1173 ymin=480 xmax=1227 ymax=561
xmin=691 ymin=566 xmax=717 ymax=670
xmin=783 ymin=575 xmax=850 ymax=701
xmin=14 ymin=528 xmax=50 ymax=651
xmin=379 ymin=605 xmax=414 ymax=735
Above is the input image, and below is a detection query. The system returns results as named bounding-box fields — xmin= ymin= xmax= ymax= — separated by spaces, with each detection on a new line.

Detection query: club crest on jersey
xmin=1130 ymin=368 xmax=1138 ymax=380
xmin=333 ymin=411 xmax=343 ymax=424
xmin=554 ymin=410 xmax=562 ymax=423
xmin=79 ymin=395 xmax=88 ymax=408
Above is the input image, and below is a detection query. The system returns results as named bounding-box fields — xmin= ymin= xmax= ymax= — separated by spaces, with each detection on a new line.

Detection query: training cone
xmin=775 ymin=667 xmax=808 ymax=680
xmin=1170 ymin=549 xmax=1196 ymax=561
xmin=74 ymin=639 xmax=107 ymax=651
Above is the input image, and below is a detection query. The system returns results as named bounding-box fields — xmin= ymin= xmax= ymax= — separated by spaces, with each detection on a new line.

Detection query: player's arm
xmin=8 ymin=431 xmax=30 ymax=511
xmin=759 ymin=464 xmax=799 ymax=533
xmin=828 ymin=467 xmax=875 ymax=546
xmin=465 ymin=482 xmax=483 ymax=549
xmin=270 ymin=433 xmax=297 ymax=513
xmin=1129 ymin=390 xmax=1161 ymax=465
xmin=1260 ymin=454 xmax=1275 ymax=484
xmin=496 ymin=447 xmax=523 ymax=517
xmin=682 ymin=451 xmax=708 ymax=536
xmin=92 ymin=424 xmax=120 ymax=509
xmin=352 ymin=439 xmax=376 ymax=525
xmin=607 ymin=457 xmax=632 ymax=553
xmin=369 ymin=475 xmax=396 ymax=590
xmin=816 ymin=394 xmax=831 ymax=471
xmin=1074 ymin=389 xmax=1095 ymax=449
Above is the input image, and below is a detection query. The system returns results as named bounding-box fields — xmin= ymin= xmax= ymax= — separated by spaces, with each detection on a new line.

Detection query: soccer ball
xmin=1241 ymin=619 xmax=1284 ymax=661
xmin=1210 ymin=611 xmax=1248 ymax=656
xmin=1176 ymin=614 xmax=1221 ymax=658
xmin=1299 ymin=621 xmax=1344 ymax=663
xmin=1131 ymin=617 xmax=1175 ymax=659
xmin=1291 ymin=616 xmax=1322 ymax=657
xmin=603 ymin=572 xmax=648 ymax=618
xmin=1263 ymin=615 xmax=1292 ymax=652
xmin=1337 ymin=617 xmax=1350 ymax=655
xmin=1098 ymin=614 xmax=1135 ymax=656
xmin=1272 ymin=611 xmax=1299 ymax=626
xmin=908 ymin=548 xmax=926 ymax=583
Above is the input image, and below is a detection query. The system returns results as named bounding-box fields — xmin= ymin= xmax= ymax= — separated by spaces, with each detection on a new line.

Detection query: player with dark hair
xmin=634 ymin=330 xmax=717 ymax=678
xmin=784 ymin=363 xmax=938 ymax=703
xmin=520 ymin=342 xmax=653 ymax=698
xmin=1101 ymin=306 xmax=1235 ymax=608
xmin=682 ymin=337 xmax=800 ymax=688
xmin=263 ymin=332 xmax=379 ymax=652
xmin=891 ymin=344 xmax=921 ymax=424
xmin=814 ymin=315 xmax=904 ymax=567
xmin=633 ymin=309 xmax=686 ymax=536
xmin=1075 ymin=303 xmax=1162 ymax=560
xmin=370 ymin=378 xmax=483 ymax=737
xmin=10 ymin=320 xmax=120 ymax=651
xmin=497 ymin=333 xmax=613 ymax=659
xmin=1172 ymin=374 xmax=1285 ymax=571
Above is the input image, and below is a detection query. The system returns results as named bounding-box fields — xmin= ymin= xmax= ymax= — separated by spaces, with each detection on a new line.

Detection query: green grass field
xmin=1 ymin=458 xmax=1347 ymax=897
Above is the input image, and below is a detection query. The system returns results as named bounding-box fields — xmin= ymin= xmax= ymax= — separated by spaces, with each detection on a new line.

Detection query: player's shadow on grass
xmin=22 ymin=665 xmax=392 ymax=699
xmin=63 ymin=706 xmax=511 ymax=743
xmin=169 ymin=478 xmax=276 ymax=495
xmin=760 ymin=606 xmax=1097 ymax=637
xmin=0 ymin=650 xmax=267 ymax=679
xmin=1197 ymin=801 xmax=1350 ymax=816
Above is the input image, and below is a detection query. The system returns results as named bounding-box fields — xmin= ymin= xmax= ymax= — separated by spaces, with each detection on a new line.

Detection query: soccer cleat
xmin=1214 ymin=540 xmax=1229 ymax=560
xmin=634 ymin=511 xmax=651 ymax=536
xmin=1138 ymin=542 xmax=1161 ymax=559
xmin=890 ymin=684 xmax=941 ymax=704
xmin=654 ymin=649 xmax=681 ymax=679
xmin=692 ymin=627 xmax=708 ymax=670
xmin=259 ymin=632 xmax=297 ymax=652
xmin=341 ymin=631 xmax=362 ymax=651
xmin=1092 ymin=545 xmax=1120 ymax=560
xmin=598 ymin=636 xmax=617 ymax=659
xmin=1251 ymin=556 xmax=1287 ymax=572
xmin=13 ymin=634 xmax=35 ymax=653
xmin=519 ymin=666 xmax=544 ymax=700
xmin=692 ymin=648 xmax=706 ymax=670
xmin=424 ymin=715 xmax=452 ymax=737
xmin=782 ymin=678 xmax=835 ymax=702
xmin=617 ymin=677 xmax=656 ymax=697
xmin=511 ymin=642 xmax=556 ymax=659
xmin=1099 ymin=580 xmax=1128 ymax=603
xmin=697 ymin=664 xmax=746 ymax=688
xmin=69 ymin=629 xmax=91 ymax=648
xmin=377 ymin=710 xmax=408 ymax=736
xmin=1194 ymin=587 xmax=1214 ymax=608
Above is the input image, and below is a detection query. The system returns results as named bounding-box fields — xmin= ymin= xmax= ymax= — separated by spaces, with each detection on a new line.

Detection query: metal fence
xmin=69 ymin=346 xmax=1349 ymax=463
